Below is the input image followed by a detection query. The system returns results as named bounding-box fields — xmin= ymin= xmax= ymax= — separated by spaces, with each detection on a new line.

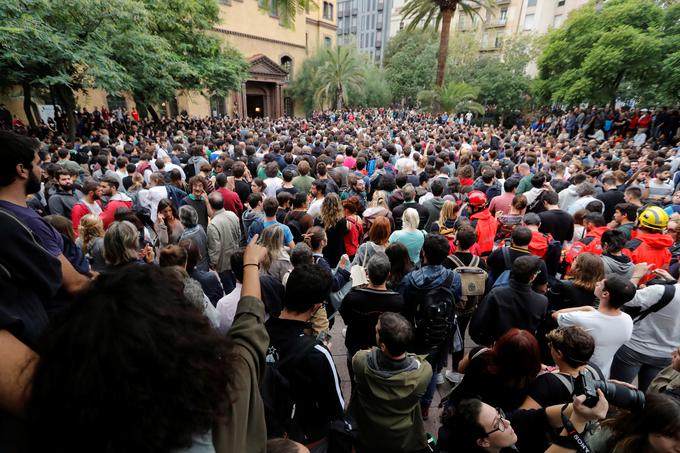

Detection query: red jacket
xmin=565 ymin=226 xmax=609 ymax=265
xmin=216 ymin=187 xmax=243 ymax=216
xmin=529 ymin=230 xmax=551 ymax=258
xmin=101 ymin=194 xmax=133 ymax=229
xmin=71 ymin=200 xmax=103 ymax=236
xmin=623 ymin=231 xmax=673 ymax=283
xmin=470 ymin=209 xmax=498 ymax=255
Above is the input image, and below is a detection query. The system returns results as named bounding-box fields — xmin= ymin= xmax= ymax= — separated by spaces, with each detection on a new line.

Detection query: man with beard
xmin=0 ymin=131 xmax=90 ymax=297
xmin=71 ymin=178 xmax=103 ymax=233
xmin=47 ymin=168 xmax=79 ymax=219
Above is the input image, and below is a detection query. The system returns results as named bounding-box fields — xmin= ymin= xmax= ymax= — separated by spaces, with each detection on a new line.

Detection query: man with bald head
xmin=207 ymin=191 xmax=242 ymax=294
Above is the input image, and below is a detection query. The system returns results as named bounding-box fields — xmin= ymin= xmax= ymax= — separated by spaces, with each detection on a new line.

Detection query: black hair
xmin=511 ymin=255 xmax=541 ymax=284
xmin=247 ymin=192 xmax=263 ymax=209
xmin=430 ymin=179 xmax=444 ymax=197
xmin=601 ymin=229 xmax=626 ymax=253
xmin=511 ymin=226 xmax=532 ymax=247
xmin=292 ymin=192 xmax=307 ymax=209
xmin=603 ymin=274 xmax=637 ymax=309
xmin=542 ymin=190 xmax=559 ymax=205
xmin=503 ymin=178 xmax=519 ymax=193
xmin=455 ymin=227 xmax=477 ymax=250
xmin=530 ymin=173 xmax=546 ymax=189
xmin=442 ymin=399 xmax=487 ymax=453
xmin=377 ymin=312 xmax=413 ymax=357
xmin=230 ymin=249 xmax=245 ymax=282
xmin=615 ymin=203 xmax=638 ymax=222
xmin=422 ymin=234 xmax=450 ymax=265
xmin=283 ymin=263 xmax=332 ymax=313
xmin=584 ymin=212 xmax=606 ymax=227
xmin=27 ymin=266 xmax=235 ymax=453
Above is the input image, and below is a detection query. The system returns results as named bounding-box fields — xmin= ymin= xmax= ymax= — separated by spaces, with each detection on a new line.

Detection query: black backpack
xmin=286 ymin=217 xmax=304 ymax=244
xmin=261 ymin=337 xmax=318 ymax=441
xmin=414 ymin=272 xmax=455 ymax=352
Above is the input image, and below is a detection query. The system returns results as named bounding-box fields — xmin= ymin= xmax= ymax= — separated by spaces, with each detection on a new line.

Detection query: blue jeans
xmin=421 ymin=344 xmax=445 ymax=409
xmin=610 ymin=345 xmax=671 ymax=392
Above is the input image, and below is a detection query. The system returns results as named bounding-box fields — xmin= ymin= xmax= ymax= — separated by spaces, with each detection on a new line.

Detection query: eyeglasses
xmin=485 ymin=408 xmax=508 ymax=436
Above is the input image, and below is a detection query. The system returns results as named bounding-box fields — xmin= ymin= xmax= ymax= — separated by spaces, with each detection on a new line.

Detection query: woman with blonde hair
xmin=316 ymin=193 xmax=349 ymax=267
xmin=362 ymin=190 xmax=394 ymax=234
xmin=431 ymin=200 xmax=460 ymax=235
xmin=259 ymin=225 xmax=293 ymax=282
xmin=388 ymin=208 xmax=425 ymax=265
xmin=548 ymin=252 xmax=604 ymax=311
xmin=77 ymin=214 xmax=107 ymax=272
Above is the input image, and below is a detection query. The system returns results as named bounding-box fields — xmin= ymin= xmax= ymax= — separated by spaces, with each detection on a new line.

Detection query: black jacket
xmin=265 ymin=317 xmax=345 ymax=443
xmin=340 ymin=287 xmax=404 ymax=356
xmin=469 ymin=280 xmax=548 ymax=346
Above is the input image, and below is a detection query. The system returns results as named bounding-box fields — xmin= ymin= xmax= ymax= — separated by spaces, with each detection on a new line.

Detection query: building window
xmin=494 ymin=33 xmax=503 ymax=48
xmin=527 ymin=0 xmax=537 ymax=6
xmin=281 ymin=56 xmax=293 ymax=81
xmin=458 ymin=14 xmax=465 ymax=29
xmin=284 ymin=97 xmax=293 ymax=117
xmin=557 ymin=0 xmax=565 ymax=5
xmin=399 ymin=20 xmax=404 ymax=30
xmin=324 ymin=36 xmax=332 ymax=47
xmin=471 ymin=15 xmax=477 ymax=26
xmin=499 ymin=7 xmax=508 ymax=23
xmin=524 ymin=13 xmax=534 ymax=29
xmin=482 ymin=32 xmax=490 ymax=47
xmin=552 ymin=14 xmax=563 ymax=27
xmin=323 ymin=1 xmax=334 ymax=19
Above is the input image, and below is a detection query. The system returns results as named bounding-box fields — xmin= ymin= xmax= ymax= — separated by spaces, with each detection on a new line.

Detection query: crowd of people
xmin=1 ymin=105 xmax=680 ymax=453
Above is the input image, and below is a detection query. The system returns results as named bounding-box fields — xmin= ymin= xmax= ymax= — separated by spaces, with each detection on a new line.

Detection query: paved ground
xmin=329 ymin=316 xmax=476 ymax=436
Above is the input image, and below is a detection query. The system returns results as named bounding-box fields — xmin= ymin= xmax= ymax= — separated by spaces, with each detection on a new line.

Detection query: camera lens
xmin=595 ymin=381 xmax=646 ymax=411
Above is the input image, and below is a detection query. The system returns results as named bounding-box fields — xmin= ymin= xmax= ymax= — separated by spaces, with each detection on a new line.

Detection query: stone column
xmin=240 ymin=82 xmax=247 ymax=118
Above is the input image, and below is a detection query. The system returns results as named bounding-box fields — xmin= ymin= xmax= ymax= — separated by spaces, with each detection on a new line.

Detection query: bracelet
xmin=243 ymin=263 xmax=260 ymax=269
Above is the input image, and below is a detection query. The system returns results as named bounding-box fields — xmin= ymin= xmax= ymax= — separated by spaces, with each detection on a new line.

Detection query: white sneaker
xmin=445 ymin=370 xmax=464 ymax=384
xmin=436 ymin=371 xmax=445 ymax=385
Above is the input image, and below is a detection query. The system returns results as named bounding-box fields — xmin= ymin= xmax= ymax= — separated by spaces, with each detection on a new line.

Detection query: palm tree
xmin=417 ymin=81 xmax=485 ymax=114
xmin=313 ymin=46 xmax=366 ymax=110
xmin=402 ymin=0 xmax=494 ymax=88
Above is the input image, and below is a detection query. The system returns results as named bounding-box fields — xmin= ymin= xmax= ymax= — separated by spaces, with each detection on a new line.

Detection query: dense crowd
xmin=1 ymin=106 xmax=680 ymax=453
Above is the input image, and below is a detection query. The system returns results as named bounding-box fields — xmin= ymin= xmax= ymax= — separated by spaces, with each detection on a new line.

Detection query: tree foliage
xmin=417 ymin=81 xmax=484 ymax=114
xmin=536 ymin=0 xmax=674 ymax=107
xmin=0 ymin=0 xmax=249 ymax=134
xmin=287 ymin=46 xmax=390 ymax=114
xmin=384 ymin=30 xmax=438 ymax=105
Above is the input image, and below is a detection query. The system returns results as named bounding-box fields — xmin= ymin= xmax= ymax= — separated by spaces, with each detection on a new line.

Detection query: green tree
xmin=0 ymin=0 xmax=249 ymax=136
xmin=417 ymin=81 xmax=484 ymax=114
xmin=258 ymin=0 xmax=317 ymax=28
xmin=383 ymin=29 xmax=438 ymax=105
xmin=348 ymin=63 xmax=392 ymax=107
xmin=313 ymin=46 xmax=366 ymax=110
xmin=536 ymin=0 xmax=665 ymax=108
xmin=401 ymin=0 xmax=493 ymax=88
xmin=286 ymin=52 xmax=324 ymax=115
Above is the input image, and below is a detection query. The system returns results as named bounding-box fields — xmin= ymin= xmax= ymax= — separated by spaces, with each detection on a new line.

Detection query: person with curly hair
xmin=315 ymin=193 xmax=349 ymax=268
xmin=27 ymin=236 xmax=271 ymax=453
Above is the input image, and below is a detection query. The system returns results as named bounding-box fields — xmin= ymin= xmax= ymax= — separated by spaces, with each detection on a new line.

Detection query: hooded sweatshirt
xmin=624 ymin=231 xmax=674 ymax=283
xmin=101 ymin=192 xmax=133 ymax=229
xmin=423 ymin=196 xmax=445 ymax=230
xmin=470 ymin=209 xmax=498 ymax=255
xmin=602 ymin=253 xmax=635 ymax=279
xmin=350 ymin=348 xmax=432 ymax=453
xmin=558 ymin=184 xmax=579 ymax=212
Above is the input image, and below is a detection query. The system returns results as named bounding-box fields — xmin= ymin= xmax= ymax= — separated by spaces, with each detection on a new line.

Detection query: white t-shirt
xmin=557 ymin=310 xmax=633 ymax=378
xmin=307 ymin=197 xmax=324 ymax=218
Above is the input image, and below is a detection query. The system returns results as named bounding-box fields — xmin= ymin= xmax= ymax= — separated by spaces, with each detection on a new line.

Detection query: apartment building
xmin=336 ymin=0 xmax=394 ymax=65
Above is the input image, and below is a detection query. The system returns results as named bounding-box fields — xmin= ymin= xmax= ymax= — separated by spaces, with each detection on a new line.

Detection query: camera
xmin=573 ymin=371 xmax=645 ymax=411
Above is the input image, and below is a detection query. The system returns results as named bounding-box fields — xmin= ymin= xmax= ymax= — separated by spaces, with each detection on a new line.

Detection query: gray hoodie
xmin=423 ymin=196 xmax=445 ymax=230
xmin=601 ymin=254 xmax=634 ymax=280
